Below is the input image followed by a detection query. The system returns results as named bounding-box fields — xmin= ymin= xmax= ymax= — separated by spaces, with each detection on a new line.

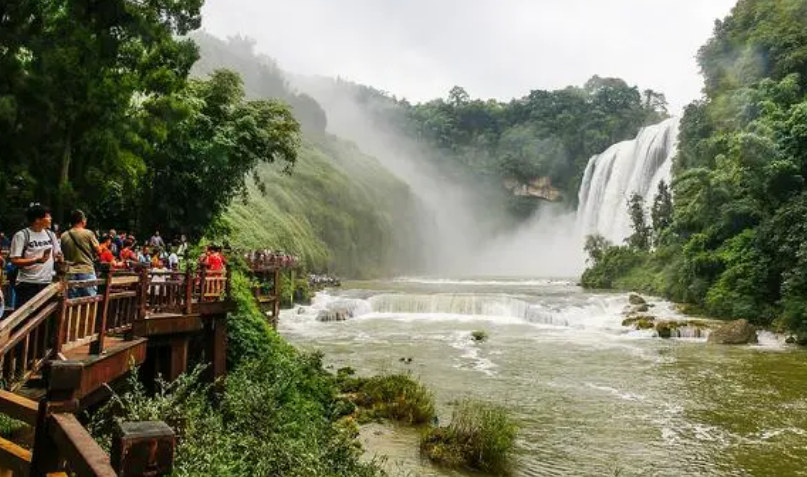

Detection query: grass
xmin=339 ymin=373 xmax=436 ymax=425
xmin=421 ymin=399 xmax=518 ymax=475
xmin=223 ymin=136 xmax=424 ymax=278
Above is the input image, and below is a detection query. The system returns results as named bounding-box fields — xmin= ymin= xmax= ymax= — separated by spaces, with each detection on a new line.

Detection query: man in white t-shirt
xmin=9 ymin=204 xmax=62 ymax=308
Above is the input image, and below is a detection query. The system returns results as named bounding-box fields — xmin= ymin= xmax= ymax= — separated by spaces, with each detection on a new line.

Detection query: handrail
xmin=0 ymin=302 xmax=58 ymax=357
xmin=0 ymin=283 xmax=60 ymax=340
xmin=49 ymin=414 xmax=117 ymax=477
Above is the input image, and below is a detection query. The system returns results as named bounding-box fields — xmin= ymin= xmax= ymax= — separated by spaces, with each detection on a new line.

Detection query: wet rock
xmin=622 ymin=316 xmax=656 ymax=330
xmin=785 ymin=336 xmax=797 ymax=345
xmin=707 ymin=319 xmax=758 ymax=345
xmin=628 ymin=293 xmax=647 ymax=305
xmin=655 ymin=322 xmax=672 ymax=339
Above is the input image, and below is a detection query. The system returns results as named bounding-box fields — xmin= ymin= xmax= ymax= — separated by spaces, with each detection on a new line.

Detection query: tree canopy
xmin=0 ymin=0 xmax=300 ymax=238
xmin=582 ymin=0 xmax=807 ymax=337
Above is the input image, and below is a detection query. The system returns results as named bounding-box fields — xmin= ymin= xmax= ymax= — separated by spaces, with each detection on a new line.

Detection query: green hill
xmin=192 ymin=32 xmax=423 ymax=277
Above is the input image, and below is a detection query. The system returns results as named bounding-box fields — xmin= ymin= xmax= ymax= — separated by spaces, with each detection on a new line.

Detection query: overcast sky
xmin=200 ymin=0 xmax=737 ymax=114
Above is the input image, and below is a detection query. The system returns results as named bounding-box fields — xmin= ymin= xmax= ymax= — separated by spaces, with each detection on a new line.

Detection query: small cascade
xmin=368 ymin=293 xmax=531 ymax=318
xmin=577 ymin=117 xmax=680 ymax=244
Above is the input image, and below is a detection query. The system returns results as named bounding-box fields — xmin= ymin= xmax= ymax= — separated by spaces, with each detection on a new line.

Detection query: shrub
xmin=581 ymin=245 xmax=646 ymax=289
xmin=471 ymin=330 xmax=488 ymax=342
xmin=421 ymin=399 xmax=518 ymax=474
xmin=343 ymin=373 xmax=435 ymax=425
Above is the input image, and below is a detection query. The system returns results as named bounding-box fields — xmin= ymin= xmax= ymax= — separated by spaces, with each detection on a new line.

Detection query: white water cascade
xmin=576 ymin=117 xmax=680 ymax=244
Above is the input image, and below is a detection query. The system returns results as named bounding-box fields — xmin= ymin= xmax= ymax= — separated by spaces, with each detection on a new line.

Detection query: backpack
xmin=7 ymin=229 xmax=30 ymax=286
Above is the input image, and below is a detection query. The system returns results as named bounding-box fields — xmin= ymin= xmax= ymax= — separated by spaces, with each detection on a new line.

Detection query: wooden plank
xmin=67 ymin=339 xmax=147 ymax=399
xmin=133 ymin=315 xmax=202 ymax=337
xmin=0 ymin=284 xmax=60 ymax=341
xmin=48 ymin=414 xmax=116 ymax=477
xmin=90 ymin=274 xmax=113 ymax=355
xmin=0 ymin=435 xmax=32 ymax=475
xmin=110 ymin=276 xmax=139 ymax=287
xmin=0 ymin=390 xmax=38 ymax=425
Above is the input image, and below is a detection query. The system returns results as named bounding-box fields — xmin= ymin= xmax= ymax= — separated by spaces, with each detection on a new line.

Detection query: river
xmin=279 ymin=278 xmax=807 ymax=477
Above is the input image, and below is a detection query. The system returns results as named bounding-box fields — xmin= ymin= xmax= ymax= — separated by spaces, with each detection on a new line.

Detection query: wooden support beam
xmin=111 ymin=421 xmax=175 ymax=477
xmin=0 ymin=390 xmax=39 ymax=426
xmin=168 ymin=337 xmax=189 ymax=382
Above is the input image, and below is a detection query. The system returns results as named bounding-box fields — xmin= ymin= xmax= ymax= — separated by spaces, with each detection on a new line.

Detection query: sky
xmin=200 ymin=0 xmax=738 ymax=114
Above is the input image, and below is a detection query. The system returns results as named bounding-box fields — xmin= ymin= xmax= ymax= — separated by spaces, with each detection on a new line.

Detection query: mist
xmin=292 ymin=77 xmax=585 ymax=278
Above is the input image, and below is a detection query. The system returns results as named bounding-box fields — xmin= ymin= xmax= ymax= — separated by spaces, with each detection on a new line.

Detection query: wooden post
xmin=212 ymin=319 xmax=227 ymax=381
xmin=272 ymin=268 xmax=280 ymax=329
xmin=54 ymin=278 xmax=69 ymax=355
xmin=198 ymin=265 xmax=206 ymax=303
xmin=137 ymin=268 xmax=149 ymax=322
xmin=224 ymin=266 xmax=232 ymax=302
xmin=30 ymin=362 xmax=83 ymax=477
xmin=184 ymin=267 xmax=193 ymax=316
xmin=90 ymin=274 xmax=112 ymax=355
xmin=168 ymin=337 xmax=189 ymax=382
xmin=289 ymin=269 xmax=295 ymax=306
xmin=111 ymin=421 xmax=175 ymax=477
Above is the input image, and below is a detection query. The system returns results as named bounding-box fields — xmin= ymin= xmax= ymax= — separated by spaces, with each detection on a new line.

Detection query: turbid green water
xmin=280 ymin=278 xmax=807 ymax=477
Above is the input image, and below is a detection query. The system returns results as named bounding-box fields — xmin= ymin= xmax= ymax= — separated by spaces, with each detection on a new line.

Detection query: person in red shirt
xmin=119 ymin=239 xmax=138 ymax=268
xmin=98 ymin=236 xmax=122 ymax=269
xmin=206 ymin=246 xmax=224 ymax=272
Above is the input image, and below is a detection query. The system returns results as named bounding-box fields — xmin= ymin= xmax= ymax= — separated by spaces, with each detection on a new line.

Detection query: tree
xmin=651 ymin=180 xmax=673 ymax=242
xmin=627 ymin=193 xmax=651 ymax=251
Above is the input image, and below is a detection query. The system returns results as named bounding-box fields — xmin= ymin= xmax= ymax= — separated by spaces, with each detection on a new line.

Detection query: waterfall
xmin=576 ymin=117 xmax=680 ymax=244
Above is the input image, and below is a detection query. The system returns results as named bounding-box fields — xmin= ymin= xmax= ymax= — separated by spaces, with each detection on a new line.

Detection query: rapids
xmin=280 ymin=278 xmax=807 ymax=477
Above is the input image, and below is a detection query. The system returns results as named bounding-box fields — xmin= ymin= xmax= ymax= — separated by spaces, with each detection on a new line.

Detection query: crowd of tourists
xmin=244 ymin=249 xmax=299 ymax=270
xmin=0 ymin=204 xmax=227 ymax=317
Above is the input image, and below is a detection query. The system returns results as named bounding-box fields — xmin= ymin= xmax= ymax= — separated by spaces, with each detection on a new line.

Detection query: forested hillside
xmin=192 ymin=33 xmax=425 ymax=277
xmin=583 ymin=0 xmax=807 ymax=337
xmin=301 ymin=75 xmax=668 ymax=217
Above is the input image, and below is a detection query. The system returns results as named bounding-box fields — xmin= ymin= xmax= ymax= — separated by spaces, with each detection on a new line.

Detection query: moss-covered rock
xmin=628 ymin=293 xmax=647 ymax=305
xmin=707 ymin=319 xmax=758 ymax=345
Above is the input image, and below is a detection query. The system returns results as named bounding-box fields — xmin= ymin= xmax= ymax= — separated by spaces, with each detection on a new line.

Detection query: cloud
xmin=200 ymin=0 xmax=737 ymax=113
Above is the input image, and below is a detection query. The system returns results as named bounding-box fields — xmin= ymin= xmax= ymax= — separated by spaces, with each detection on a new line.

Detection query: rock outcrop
xmin=503 ymin=177 xmax=562 ymax=202
xmin=707 ymin=319 xmax=758 ymax=345
xmin=628 ymin=293 xmax=647 ymax=305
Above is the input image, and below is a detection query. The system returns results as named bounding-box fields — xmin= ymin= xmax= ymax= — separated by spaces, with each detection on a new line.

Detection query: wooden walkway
xmin=0 ymin=267 xmax=234 ymax=477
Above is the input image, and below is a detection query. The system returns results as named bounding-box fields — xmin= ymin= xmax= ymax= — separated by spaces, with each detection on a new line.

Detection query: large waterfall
xmin=576 ymin=117 xmax=680 ymax=244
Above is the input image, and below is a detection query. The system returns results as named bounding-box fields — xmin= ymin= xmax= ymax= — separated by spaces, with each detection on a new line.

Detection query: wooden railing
xmin=0 ymin=267 xmax=231 ymax=389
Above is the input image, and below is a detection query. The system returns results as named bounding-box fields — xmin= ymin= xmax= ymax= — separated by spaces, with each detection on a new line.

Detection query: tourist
xmin=119 ymin=239 xmax=138 ymax=268
xmin=9 ymin=204 xmax=62 ymax=308
xmin=206 ymin=246 xmax=225 ymax=272
xmin=137 ymin=246 xmax=151 ymax=266
xmin=0 ymin=232 xmax=10 ymax=249
xmin=60 ymin=210 xmax=102 ymax=298
xmin=98 ymin=235 xmax=122 ymax=270
xmin=149 ymin=231 xmax=165 ymax=249
xmin=176 ymin=234 xmax=189 ymax=259
xmin=0 ymin=249 xmax=5 ymax=318
xmin=167 ymin=246 xmax=179 ymax=270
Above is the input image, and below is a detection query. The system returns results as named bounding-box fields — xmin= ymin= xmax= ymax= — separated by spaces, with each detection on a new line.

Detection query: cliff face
xmin=503 ymin=177 xmax=563 ymax=202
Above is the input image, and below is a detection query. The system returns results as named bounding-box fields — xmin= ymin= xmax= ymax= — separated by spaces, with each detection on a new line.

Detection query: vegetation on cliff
xmin=193 ymin=33 xmax=425 ymax=277
xmin=582 ymin=0 xmax=807 ymax=338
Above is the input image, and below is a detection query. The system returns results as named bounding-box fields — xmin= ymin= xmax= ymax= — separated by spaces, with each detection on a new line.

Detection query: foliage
xmin=581 ymin=244 xmax=646 ymax=290
xmin=194 ymin=33 xmax=425 ymax=278
xmin=0 ymin=3 xmax=300 ymax=240
xmin=339 ymin=373 xmax=435 ymax=425
xmin=582 ymin=0 xmax=807 ymax=336
xmin=626 ymin=193 xmax=651 ymax=251
xmin=651 ymin=180 xmax=674 ymax=244
xmin=90 ymin=335 xmax=384 ymax=477
xmin=421 ymin=399 xmax=518 ymax=475
xmin=311 ymin=75 xmax=668 ymax=216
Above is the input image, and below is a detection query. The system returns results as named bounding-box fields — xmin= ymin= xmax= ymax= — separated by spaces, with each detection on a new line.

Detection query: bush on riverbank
xmin=338 ymin=371 xmax=436 ymax=425
xmin=421 ymin=399 xmax=518 ymax=475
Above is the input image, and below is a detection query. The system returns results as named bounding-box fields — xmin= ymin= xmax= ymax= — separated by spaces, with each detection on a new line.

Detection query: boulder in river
xmin=707 ymin=319 xmax=758 ymax=345
xmin=628 ymin=293 xmax=647 ymax=305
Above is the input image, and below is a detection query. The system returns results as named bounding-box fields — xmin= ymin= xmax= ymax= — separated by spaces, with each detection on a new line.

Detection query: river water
xmin=279 ymin=278 xmax=807 ymax=477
